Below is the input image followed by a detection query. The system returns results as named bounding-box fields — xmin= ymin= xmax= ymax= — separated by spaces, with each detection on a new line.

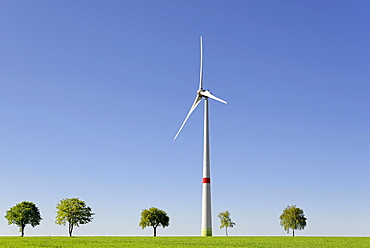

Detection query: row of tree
xmin=138 ymin=205 xmax=307 ymax=237
xmin=4 ymin=198 xmax=94 ymax=237
xmin=4 ymin=199 xmax=306 ymax=237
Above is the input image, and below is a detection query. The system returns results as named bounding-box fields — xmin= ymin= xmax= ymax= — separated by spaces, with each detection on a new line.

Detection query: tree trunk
xmin=69 ymin=222 xmax=74 ymax=237
xmin=292 ymin=229 xmax=295 ymax=237
xmin=21 ymin=224 xmax=25 ymax=237
xmin=226 ymin=227 xmax=228 ymax=237
xmin=153 ymin=227 xmax=157 ymax=237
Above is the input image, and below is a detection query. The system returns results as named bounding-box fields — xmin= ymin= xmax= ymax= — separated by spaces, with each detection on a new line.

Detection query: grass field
xmin=0 ymin=236 xmax=369 ymax=248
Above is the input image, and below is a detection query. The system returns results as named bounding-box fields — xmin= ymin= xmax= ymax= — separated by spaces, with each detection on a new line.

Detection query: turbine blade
xmin=174 ymin=95 xmax=202 ymax=140
xmin=198 ymin=36 xmax=203 ymax=90
xmin=200 ymin=90 xmax=227 ymax=104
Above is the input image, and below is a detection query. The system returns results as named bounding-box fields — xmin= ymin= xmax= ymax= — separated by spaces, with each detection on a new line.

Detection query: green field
xmin=0 ymin=236 xmax=369 ymax=248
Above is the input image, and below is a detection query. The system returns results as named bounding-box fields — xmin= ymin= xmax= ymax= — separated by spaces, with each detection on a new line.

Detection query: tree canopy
xmin=218 ymin=210 xmax=236 ymax=236
xmin=55 ymin=198 xmax=94 ymax=237
xmin=139 ymin=207 xmax=169 ymax=237
xmin=5 ymin=201 xmax=42 ymax=237
xmin=279 ymin=205 xmax=307 ymax=236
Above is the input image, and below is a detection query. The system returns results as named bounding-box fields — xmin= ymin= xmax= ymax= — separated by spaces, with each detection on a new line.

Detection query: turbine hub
xmin=197 ymin=89 xmax=206 ymax=96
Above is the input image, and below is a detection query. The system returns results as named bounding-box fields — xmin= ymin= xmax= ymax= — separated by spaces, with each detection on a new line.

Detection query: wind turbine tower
xmin=174 ymin=36 xmax=227 ymax=236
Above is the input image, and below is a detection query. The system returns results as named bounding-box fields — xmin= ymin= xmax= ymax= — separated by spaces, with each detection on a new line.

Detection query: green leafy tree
xmin=279 ymin=205 xmax=307 ymax=236
xmin=218 ymin=210 xmax=236 ymax=236
xmin=4 ymin=201 xmax=42 ymax=237
xmin=139 ymin=207 xmax=170 ymax=237
xmin=55 ymin=198 xmax=94 ymax=237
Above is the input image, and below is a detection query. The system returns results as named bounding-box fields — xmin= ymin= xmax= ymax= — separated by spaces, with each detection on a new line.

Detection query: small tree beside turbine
xmin=279 ymin=205 xmax=307 ymax=236
xmin=218 ymin=210 xmax=235 ymax=236
xmin=55 ymin=198 xmax=94 ymax=237
xmin=139 ymin=207 xmax=169 ymax=237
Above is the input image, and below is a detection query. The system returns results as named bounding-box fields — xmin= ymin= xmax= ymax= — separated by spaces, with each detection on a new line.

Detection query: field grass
xmin=0 ymin=236 xmax=369 ymax=248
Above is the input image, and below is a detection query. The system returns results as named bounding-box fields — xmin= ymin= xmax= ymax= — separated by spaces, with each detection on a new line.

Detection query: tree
xmin=279 ymin=205 xmax=307 ymax=236
xmin=55 ymin=198 xmax=94 ymax=237
xmin=218 ymin=210 xmax=236 ymax=236
xmin=5 ymin=201 xmax=42 ymax=237
xmin=139 ymin=207 xmax=169 ymax=237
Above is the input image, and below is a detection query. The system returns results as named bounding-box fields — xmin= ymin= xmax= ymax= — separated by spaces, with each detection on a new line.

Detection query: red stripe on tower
xmin=203 ymin=177 xmax=210 ymax=184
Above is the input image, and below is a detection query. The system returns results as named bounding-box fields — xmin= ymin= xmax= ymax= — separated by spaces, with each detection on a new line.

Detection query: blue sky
xmin=0 ymin=0 xmax=369 ymax=236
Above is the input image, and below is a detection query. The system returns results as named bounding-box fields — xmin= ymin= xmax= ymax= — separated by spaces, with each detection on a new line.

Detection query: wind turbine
xmin=174 ymin=36 xmax=227 ymax=236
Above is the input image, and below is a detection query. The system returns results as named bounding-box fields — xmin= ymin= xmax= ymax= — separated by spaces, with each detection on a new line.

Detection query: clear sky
xmin=0 ymin=0 xmax=369 ymax=237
